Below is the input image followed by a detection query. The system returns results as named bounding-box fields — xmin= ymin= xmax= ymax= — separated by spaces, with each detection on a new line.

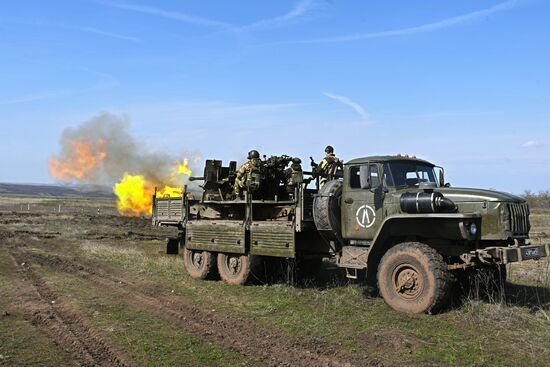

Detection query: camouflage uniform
xmin=316 ymin=146 xmax=341 ymax=187
xmin=234 ymin=151 xmax=262 ymax=198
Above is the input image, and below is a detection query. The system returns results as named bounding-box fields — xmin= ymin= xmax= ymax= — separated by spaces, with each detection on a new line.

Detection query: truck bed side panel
xmin=250 ymin=222 xmax=295 ymax=257
xmin=185 ymin=221 xmax=245 ymax=254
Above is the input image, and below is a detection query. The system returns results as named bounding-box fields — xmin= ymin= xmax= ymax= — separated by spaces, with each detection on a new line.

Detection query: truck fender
xmin=365 ymin=214 xmax=481 ymax=275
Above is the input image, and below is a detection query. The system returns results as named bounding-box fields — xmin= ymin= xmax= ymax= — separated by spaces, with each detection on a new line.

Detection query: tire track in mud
xmin=6 ymin=249 xmax=136 ymax=367
xmin=16 ymin=248 xmax=383 ymax=367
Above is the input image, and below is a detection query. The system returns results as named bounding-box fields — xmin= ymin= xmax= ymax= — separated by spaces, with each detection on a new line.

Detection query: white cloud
xmin=102 ymin=1 xmax=319 ymax=31
xmin=102 ymin=2 xmax=233 ymax=29
xmin=66 ymin=25 xmax=139 ymax=42
xmin=521 ymin=140 xmax=542 ymax=148
xmin=294 ymin=0 xmax=522 ymax=44
xmin=236 ymin=0 xmax=319 ymax=31
xmin=9 ymin=19 xmax=139 ymax=42
xmin=323 ymin=92 xmax=368 ymax=121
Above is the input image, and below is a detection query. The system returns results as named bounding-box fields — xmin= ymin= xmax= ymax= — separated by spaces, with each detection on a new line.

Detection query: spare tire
xmin=313 ymin=179 xmax=343 ymax=248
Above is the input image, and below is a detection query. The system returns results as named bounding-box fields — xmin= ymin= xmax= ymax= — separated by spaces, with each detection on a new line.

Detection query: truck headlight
xmin=469 ymin=223 xmax=477 ymax=236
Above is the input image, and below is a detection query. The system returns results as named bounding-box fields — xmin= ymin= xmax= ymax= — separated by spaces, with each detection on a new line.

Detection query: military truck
xmin=152 ymin=154 xmax=549 ymax=314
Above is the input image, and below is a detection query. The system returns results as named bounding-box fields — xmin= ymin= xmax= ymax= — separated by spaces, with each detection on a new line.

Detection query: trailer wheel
xmin=377 ymin=242 xmax=452 ymax=314
xmin=183 ymin=248 xmax=217 ymax=280
xmin=217 ymin=253 xmax=262 ymax=285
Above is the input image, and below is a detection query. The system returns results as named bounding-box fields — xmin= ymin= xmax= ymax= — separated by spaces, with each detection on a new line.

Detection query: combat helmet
xmin=248 ymin=150 xmax=260 ymax=159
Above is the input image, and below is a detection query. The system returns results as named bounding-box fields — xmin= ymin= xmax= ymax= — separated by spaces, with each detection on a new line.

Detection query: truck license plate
xmin=523 ymin=248 xmax=540 ymax=259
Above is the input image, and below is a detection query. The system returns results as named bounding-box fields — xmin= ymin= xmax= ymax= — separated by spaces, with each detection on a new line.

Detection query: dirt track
xmin=5 ymin=250 xmax=133 ymax=367
xmin=2 ymin=204 xmax=549 ymax=367
xmin=8 ymin=247 xmax=379 ymax=367
xmin=0 ymin=210 xmax=381 ymax=367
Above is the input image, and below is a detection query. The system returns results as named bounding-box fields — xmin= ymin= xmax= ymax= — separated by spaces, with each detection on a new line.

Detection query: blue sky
xmin=0 ymin=0 xmax=549 ymax=193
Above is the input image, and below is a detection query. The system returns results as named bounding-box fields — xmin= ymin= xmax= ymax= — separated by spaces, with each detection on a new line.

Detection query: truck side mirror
xmin=436 ymin=166 xmax=445 ymax=188
xmin=359 ymin=166 xmax=371 ymax=189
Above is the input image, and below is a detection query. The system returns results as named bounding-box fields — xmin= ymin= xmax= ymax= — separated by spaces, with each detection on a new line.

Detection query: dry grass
xmin=1 ymin=195 xmax=550 ymax=366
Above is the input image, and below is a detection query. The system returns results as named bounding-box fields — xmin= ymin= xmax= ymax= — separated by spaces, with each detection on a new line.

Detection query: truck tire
xmin=313 ymin=179 xmax=343 ymax=246
xmin=183 ymin=248 xmax=218 ymax=280
xmin=377 ymin=242 xmax=452 ymax=314
xmin=217 ymin=253 xmax=262 ymax=285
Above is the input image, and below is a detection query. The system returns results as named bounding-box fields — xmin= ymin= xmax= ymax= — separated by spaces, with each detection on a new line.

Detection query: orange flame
xmin=49 ymin=139 xmax=107 ymax=182
xmin=113 ymin=160 xmax=192 ymax=217
xmin=114 ymin=174 xmax=152 ymax=217
xmin=176 ymin=159 xmax=192 ymax=176
xmin=156 ymin=186 xmax=183 ymax=198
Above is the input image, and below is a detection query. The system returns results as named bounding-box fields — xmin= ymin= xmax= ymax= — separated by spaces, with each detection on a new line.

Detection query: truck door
xmin=342 ymin=163 xmax=385 ymax=240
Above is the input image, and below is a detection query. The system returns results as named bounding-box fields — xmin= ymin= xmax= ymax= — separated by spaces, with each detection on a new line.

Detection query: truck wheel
xmin=183 ymin=248 xmax=217 ymax=280
xmin=217 ymin=253 xmax=261 ymax=285
xmin=377 ymin=242 xmax=452 ymax=314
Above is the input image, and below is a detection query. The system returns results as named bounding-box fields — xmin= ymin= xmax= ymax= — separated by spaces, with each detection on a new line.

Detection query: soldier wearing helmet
xmin=234 ymin=150 xmax=262 ymax=198
xmin=315 ymin=145 xmax=341 ymax=187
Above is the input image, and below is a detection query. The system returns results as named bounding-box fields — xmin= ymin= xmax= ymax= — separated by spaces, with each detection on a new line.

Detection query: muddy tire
xmin=377 ymin=242 xmax=452 ymax=314
xmin=217 ymin=253 xmax=262 ymax=285
xmin=183 ymin=248 xmax=218 ymax=280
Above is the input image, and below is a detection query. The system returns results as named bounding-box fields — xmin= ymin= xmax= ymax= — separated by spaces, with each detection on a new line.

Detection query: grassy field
xmin=0 ymin=196 xmax=549 ymax=367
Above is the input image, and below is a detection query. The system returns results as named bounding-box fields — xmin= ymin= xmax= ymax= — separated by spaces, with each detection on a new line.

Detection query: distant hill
xmin=0 ymin=183 xmax=115 ymax=198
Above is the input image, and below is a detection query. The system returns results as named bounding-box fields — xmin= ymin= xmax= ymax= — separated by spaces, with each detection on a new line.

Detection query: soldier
xmin=234 ymin=150 xmax=262 ymax=198
xmin=314 ymin=145 xmax=341 ymax=187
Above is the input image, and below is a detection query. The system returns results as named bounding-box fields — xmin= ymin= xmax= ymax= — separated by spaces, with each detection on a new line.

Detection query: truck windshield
xmin=384 ymin=161 xmax=437 ymax=188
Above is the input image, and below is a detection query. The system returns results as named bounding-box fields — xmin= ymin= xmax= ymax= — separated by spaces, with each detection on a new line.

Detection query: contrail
xmin=68 ymin=25 xmax=139 ymax=42
xmin=101 ymin=0 xmax=319 ymax=31
xmin=294 ymin=0 xmax=522 ymax=44
xmin=323 ymin=92 xmax=368 ymax=121
xmin=236 ymin=0 xmax=319 ymax=31
xmin=103 ymin=2 xmax=233 ymax=29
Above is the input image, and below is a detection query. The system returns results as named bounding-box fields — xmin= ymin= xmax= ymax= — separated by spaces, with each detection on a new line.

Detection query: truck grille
xmin=508 ymin=203 xmax=530 ymax=236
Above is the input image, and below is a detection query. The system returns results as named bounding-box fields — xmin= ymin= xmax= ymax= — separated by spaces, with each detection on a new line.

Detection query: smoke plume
xmin=49 ymin=113 xmax=199 ymax=216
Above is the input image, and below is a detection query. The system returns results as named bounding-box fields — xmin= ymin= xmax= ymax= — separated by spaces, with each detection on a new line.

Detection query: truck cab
xmin=339 ymin=155 xmax=529 ymax=246
xmin=313 ymin=155 xmax=546 ymax=313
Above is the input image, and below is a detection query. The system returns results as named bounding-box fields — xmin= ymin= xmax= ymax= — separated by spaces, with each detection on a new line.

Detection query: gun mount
xmin=190 ymin=156 xmax=307 ymax=202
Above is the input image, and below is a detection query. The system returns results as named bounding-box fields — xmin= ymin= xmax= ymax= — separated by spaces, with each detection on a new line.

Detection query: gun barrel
xmin=189 ymin=176 xmax=205 ymax=181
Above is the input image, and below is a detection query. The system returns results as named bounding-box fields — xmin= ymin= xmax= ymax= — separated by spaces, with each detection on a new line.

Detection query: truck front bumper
xmin=484 ymin=243 xmax=550 ymax=264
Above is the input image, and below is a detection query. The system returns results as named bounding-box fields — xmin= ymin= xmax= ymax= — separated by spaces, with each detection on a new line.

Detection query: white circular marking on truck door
xmin=356 ymin=205 xmax=376 ymax=228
